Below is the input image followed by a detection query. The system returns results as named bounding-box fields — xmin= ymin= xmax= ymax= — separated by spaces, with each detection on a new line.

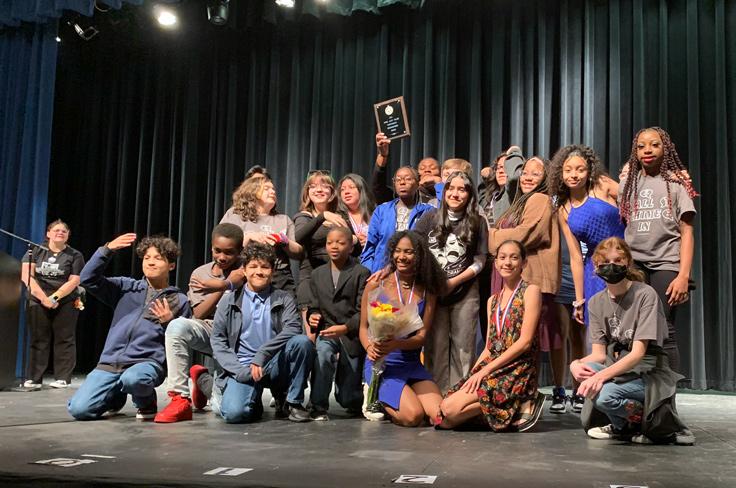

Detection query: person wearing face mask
xmin=570 ymin=237 xmax=692 ymax=445
xmin=415 ymin=171 xmax=487 ymax=393
xmin=360 ymin=166 xmax=433 ymax=274
xmin=488 ymin=156 xmax=562 ymax=407
xmin=372 ymin=132 xmax=440 ymax=205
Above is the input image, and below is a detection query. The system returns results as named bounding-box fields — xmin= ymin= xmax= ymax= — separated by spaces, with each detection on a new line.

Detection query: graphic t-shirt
xmin=620 ymin=173 xmax=696 ymax=271
xmin=23 ymin=246 xmax=85 ymax=304
xmin=588 ymin=281 xmax=668 ymax=349
xmin=415 ymin=208 xmax=488 ymax=304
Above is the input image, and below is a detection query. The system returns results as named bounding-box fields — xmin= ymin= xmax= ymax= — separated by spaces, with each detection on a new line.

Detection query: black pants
xmin=636 ymin=263 xmax=680 ymax=373
xmin=27 ymin=301 xmax=79 ymax=383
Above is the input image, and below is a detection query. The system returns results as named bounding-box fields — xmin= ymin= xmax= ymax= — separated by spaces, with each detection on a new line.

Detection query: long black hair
xmin=385 ymin=230 xmax=447 ymax=296
xmin=496 ymin=156 xmax=550 ymax=226
xmin=433 ymin=171 xmax=483 ymax=247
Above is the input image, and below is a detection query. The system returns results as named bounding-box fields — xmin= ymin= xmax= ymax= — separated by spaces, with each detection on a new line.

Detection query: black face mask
xmin=595 ymin=263 xmax=628 ymax=284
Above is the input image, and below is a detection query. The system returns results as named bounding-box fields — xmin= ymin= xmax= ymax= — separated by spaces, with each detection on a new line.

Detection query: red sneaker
xmin=189 ymin=365 xmax=209 ymax=410
xmin=153 ymin=392 xmax=192 ymax=423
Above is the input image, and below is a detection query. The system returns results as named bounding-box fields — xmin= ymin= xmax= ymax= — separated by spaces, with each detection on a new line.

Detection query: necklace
xmin=606 ymin=284 xmax=632 ymax=337
xmin=394 ymin=271 xmax=415 ymax=305
xmin=493 ymin=280 xmax=523 ymax=351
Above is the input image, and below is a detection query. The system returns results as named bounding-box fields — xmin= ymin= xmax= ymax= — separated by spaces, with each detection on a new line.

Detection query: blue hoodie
xmin=80 ymin=246 xmax=191 ymax=370
xmin=360 ymin=198 xmax=434 ymax=273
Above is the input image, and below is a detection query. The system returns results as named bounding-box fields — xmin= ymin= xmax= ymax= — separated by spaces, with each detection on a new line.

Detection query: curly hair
xmin=433 ymin=171 xmax=483 ymax=248
xmin=299 ymin=171 xmax=338 ymax=214
xmin=136 ymin=236 xmax=181 ymax=263
xmin=591 ymin=237 xmax=646 ymax=282
xmin=385 ymin=230 xmax=447 ymax=296
xmin=232 ymin=174 xmax=277 ymax=222
xmin=619 ymin=127 xmax=699 ymax=222
xmin=497 ymin=156 xmax=550 ymax=227
xmin=242 ymin=241 xmax=276 ymax=268
xmin=549 ymin=144 xmax=606 ymax=210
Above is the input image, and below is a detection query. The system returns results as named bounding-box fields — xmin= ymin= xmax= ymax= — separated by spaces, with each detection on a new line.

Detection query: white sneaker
xmin=587 ymin=424 xmax=623 ymax=440
xmin=49 ymin=379 xmax=69 ymax=389
xmin=23 ymin=380 xmax=42 ymax=390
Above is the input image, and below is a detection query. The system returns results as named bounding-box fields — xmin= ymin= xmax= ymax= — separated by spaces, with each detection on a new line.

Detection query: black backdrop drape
xmin=49 ymin=0 xmax=735 ymax=390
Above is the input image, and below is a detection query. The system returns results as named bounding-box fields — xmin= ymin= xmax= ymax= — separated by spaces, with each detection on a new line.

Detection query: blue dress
xmin=363 ymin=298 xmax=432 ymax=410
xmin=566 ymin=196 xmax=626 ymax=324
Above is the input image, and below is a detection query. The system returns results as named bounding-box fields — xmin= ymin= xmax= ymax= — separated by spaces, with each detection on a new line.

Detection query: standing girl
xmin=549 ymin=144 xmax=625 ymax=410
xmin=293 ymin=170 xmax=350 ymax=312
xmin=21 ymin=220 xmax=85 ymax=389
xmin=337 ymin=173 xmax=375 ymax=255
xmin=618 ymin=127 xmax=698 ymax=373
xmin=415 ymin=171 xmax=487 ymax=393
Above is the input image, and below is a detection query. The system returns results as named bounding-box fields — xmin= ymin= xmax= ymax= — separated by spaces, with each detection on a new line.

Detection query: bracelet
xmin=49 ymin=295 xmax=59 ymax=305
xmin=225 ymin=279 xmax=234 ymax=292
xmin=572 ymin=298 xmax=585 ymax=308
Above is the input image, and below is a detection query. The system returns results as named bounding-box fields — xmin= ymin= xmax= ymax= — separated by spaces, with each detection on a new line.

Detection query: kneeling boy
xmin=68 ymin=234 xmax=191 ymax=420
xmin=210 ymin=242 xmax=315 ymax=423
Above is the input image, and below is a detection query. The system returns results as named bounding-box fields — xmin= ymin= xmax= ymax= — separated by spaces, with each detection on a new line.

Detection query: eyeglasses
xmin=392 ymin=177 xmax=417 ymax=184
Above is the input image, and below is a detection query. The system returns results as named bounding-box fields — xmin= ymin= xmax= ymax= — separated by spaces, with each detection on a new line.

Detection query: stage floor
xmin=0 ymin=378 xmax=734 ymax=487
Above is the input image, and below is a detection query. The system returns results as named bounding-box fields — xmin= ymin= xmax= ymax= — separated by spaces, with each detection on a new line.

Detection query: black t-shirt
xmin=22 ymin=246 xmax=85 ymax=304
xmin=415 ymin=208 xmax=488 ymax=304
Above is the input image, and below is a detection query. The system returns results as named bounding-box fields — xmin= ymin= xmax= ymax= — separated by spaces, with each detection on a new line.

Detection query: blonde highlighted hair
xmin=442 ymin=158 xmax=473 ymax=176
xmin=591 ymin=237 xmax=646 ymax=282
xmin=232 ymin=174 xmax=276 ymax=222
xmin=299 ymin=172 xmax=337 ymax=214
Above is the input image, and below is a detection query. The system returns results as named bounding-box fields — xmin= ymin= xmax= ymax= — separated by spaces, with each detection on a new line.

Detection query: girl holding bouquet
xmin=359 ymin=231 xmax=446 ymax=427
xmin=437 ymin=240 xmax=545 ymax=432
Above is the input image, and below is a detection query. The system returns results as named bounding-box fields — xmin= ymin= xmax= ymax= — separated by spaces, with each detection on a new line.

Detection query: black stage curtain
xmin=49 ymin=0 xmax=735 ymax=390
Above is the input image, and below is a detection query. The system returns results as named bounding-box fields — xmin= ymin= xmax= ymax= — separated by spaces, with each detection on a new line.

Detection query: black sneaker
xmin=310 ymin=408 xmax=329 ymax=421
xmin=571 ymin=393 xmax=585 ymax=413
xmin=549 ymin=387 xmax=567 ymax=414
xmin=287 ymin=403 xmax=312 ymax=423
xmin=136 ymin=398 xmax=157 ymax=421
xmin=272 ymin=395 xmax=288 ymax=419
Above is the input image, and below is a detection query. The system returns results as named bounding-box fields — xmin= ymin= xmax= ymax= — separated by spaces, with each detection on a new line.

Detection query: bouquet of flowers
xmin=364 ymin=285 xmax=425 ymax=415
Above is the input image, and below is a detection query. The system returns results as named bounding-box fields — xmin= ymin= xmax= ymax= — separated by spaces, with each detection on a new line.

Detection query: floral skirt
xmin=445 ymin=351 xmax=538 ymax=431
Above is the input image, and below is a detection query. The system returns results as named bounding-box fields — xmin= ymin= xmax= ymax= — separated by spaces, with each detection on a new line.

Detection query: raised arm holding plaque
xmin=374 ymin=96 xmax=411 ymax=141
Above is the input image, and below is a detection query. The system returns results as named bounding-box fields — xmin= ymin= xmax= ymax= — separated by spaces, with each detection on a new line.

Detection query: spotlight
xmin=156 ymin=9 xmax=178 ymax=27
xmin=275 ymin=0 xmax=295 ymax=7
xmin=207 ymin=0 xmax=230 ymax=25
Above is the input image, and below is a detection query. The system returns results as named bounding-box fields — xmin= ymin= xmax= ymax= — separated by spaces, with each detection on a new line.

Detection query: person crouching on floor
xmin=68 ymin=234 xmax=191 ymax=420
xmin=207 ymin=242 xmax=315 ymax=423
xmin=570 ymin=237 xmax=693 ymax=445
xmin=306 ymin=226 xmax=371 ymax=420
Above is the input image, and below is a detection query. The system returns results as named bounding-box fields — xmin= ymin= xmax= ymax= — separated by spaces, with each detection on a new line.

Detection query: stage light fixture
xmin=275 ymin=0 xmax=295 ymax=8
xmin=207 ymin=0 xmax=230 ymax=25
xmin=156 ymin=9 xmax=178 ymax=27
xmin=67 ymin=20 xmax=99 ymax=41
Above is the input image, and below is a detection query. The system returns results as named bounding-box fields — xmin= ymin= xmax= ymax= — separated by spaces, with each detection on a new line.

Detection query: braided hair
xmin=619 ymin=127 xmax=699 ymax=222
xmin=496 ymin=156 xmax=550 ymax=227
xmin=549 ymin=144 xmax=606 ymax=210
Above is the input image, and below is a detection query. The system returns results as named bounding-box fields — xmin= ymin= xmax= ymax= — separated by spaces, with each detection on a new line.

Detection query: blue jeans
xmin=219 ymin=335 xmax=314 ymax=424
xmin=588 ymin=362 xmax=645 ymax=430
xmin=309 ymin=337 xmax=363 ymax=411
xmin=68 ymin=362 xmax=165 ymax=420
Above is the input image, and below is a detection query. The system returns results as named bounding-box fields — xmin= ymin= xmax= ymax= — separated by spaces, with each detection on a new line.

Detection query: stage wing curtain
xmin=49 ymin=0 xmax=735 ymax=390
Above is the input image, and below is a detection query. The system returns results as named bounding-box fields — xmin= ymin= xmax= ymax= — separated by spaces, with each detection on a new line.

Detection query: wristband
xmin=572 ymin=298 xmax=585 ymax=308
xmin=49 ymin=295 xmax=59 ymax=305
xmin=225 ymin=279 xmax=234 ymax=292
